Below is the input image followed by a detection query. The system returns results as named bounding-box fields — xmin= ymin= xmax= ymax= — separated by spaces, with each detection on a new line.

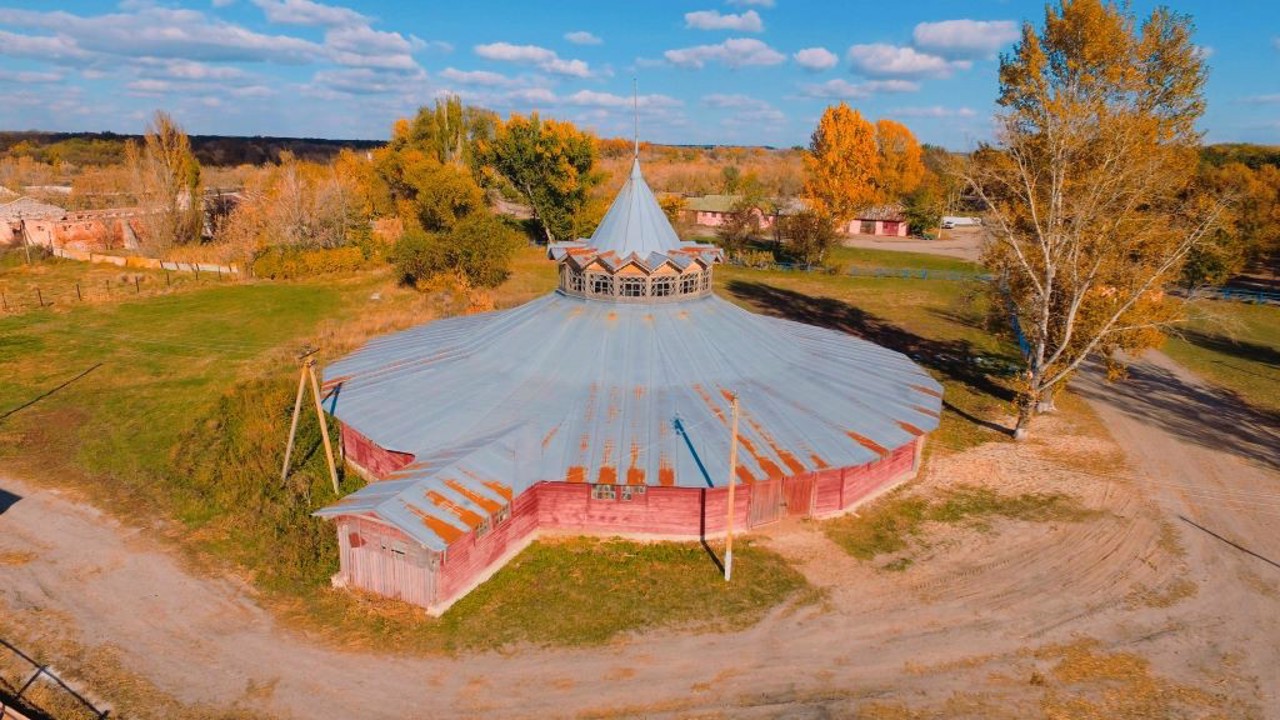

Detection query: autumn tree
xmin=779 ymin=209 xmax=837 ymax=266
xmin=374 ymin=113 xmax=487 ymax=233
xmin=875 ymin=119 xmax=925 ymax=201
xmin=487 ymin=113 xmax=599 ymax=243
xmin=127 ymin=110 xmax=202 ymax=250
xmin=965 ymin=0 xmax=1223 ymax=437
xmin=804 ymin=103 xmax=879 ymax=225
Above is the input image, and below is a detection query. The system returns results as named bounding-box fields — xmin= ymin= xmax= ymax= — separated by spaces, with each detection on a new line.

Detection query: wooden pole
xmin=280 ymin=361 xmax=310 ymax=482
xmin=307 ymin=358 xmax=341 ymax=495
xmin=724 ymin=393 xmax=740 ymax=581
xmin=76 ymin=283 xmax=82 ymax=301
xmin=35 ymin=288 xmax=43 ymax=308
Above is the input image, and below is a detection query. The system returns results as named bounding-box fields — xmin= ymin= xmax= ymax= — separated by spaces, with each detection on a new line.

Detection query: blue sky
xmin=0 ymin=0 xmax=1276 ymax=149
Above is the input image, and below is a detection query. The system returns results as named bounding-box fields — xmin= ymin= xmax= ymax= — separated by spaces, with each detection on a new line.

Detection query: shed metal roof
xmin=586 ymin=158 xmax=683 ymax=258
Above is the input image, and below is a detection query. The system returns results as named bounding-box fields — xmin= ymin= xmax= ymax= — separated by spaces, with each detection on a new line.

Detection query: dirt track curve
xmin=1 ymin=351 xmax=1276 ymax=718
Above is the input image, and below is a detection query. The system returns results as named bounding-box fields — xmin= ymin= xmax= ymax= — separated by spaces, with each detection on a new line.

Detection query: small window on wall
xmin=619 ymin=276 xmax=647 ymax=298
xmin=860 ymin=220 xmax=876 ymax=235
xmin=589 ymin=273 xmax=614 ymax=296
xmin=568 ymin=269 xmax=585 ymax=294
xmin=591 ymin=484 xmax=617 ymax=501
xmin=475 ymin=517 xmax=491 ymax=539
xmin=620 ymin=486 xmax=637 ymax=502
xmin=494 ymin=505 xmax=511 ymax=525
xmin=680 ymin=273 xmax=699 ymax=294
xmin=652 ymin=276 xmax=676 ymax=297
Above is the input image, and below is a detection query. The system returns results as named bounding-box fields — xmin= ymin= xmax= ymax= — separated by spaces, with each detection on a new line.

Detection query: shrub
xmin=391 ymin=213 xmax=523 ymax=289
xmin=251 ymin=245 xmax=368 ymax=279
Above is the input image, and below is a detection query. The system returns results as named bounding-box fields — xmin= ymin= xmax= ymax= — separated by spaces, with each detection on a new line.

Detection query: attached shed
xmin=316 ymin=157 xmax=942 ymax=614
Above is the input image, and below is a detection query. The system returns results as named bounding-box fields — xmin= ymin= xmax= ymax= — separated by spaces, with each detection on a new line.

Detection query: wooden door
xmin=748 ymin=479 xmax=784 ymax=528
xmin=783 ymin=474 xmax=816 ymax=517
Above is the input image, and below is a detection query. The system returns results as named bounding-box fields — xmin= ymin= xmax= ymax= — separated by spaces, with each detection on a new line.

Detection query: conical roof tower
xmin=315 ymin=147 xmax=943 ymax=614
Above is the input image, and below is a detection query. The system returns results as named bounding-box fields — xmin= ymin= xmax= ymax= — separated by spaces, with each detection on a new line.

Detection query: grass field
xmin=1163 ymin=299 xmax=1280 ymax=414
xmin=0 ymin=242 xmax=1015 ymax=651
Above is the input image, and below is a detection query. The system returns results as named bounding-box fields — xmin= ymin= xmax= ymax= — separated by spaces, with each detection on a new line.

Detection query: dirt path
xmin=840 ymin=227 xmax=984 ymax=262
xmin=1 ymin=351 xmax=1276 ymax=718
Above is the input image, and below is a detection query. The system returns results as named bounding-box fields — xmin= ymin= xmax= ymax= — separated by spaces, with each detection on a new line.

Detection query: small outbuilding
xmin=315 ymin=157 xmax=942 ymax=614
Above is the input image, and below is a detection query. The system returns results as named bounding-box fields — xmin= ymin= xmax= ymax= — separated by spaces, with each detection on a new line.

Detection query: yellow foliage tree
xmin=964 ymin=0 xmax=1223 ymax=437
xmin=803 ymin=102 xmax=878 ymax=225
xmin=875 ymin=119 xmax=925 ymax=201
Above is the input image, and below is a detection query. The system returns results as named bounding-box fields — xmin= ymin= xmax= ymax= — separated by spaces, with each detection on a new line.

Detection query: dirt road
xmin=1 ymin=351 xmax=1275 ymax=718
xmin=841 ymin=226 xmax=984 ymax=263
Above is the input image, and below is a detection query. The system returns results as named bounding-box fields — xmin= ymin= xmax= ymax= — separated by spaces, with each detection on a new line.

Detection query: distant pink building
xmin=682 ymin=195 xmax=909 ymax=238
xmin=839 ymin=205 xmax=908 ymax=237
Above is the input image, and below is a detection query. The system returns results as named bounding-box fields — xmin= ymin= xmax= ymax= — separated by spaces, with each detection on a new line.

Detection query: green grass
xmin=715 ymin=250 xmax=1019 ymax=451
xmin=823 ymin=486 xmax=1093 ymax=568
xmin=825 ymin=244 xmax=981 ymax=274
xmin=1163 ymin=300 xmax=1280 ymax=414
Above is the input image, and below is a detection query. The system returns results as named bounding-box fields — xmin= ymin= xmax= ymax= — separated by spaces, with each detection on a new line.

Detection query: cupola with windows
xmin=548 ymin=157 xmax=722 ymax=303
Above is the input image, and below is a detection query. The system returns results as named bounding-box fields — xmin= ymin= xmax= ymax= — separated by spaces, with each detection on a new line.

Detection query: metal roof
xmin=316 ymin=291 xmax=942 ymax=550
xmin=586 ymin=158 xmax=684 ymax=258
xmin=314 ymin=158 xmax=942 ymax=550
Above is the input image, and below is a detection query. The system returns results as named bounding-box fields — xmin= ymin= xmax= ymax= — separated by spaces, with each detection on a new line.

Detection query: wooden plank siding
xmin=342 ymin=424 xmax=414 ymax=478
xmin=329 ymin=436 xmax=923 ymax=614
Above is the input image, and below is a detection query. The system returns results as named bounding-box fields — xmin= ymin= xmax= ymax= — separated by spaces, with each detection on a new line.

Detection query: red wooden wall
xmin=342 ymin=424 xmax=414 ymax=478
xmin=330 ymin=436 xmax=922 ymax=613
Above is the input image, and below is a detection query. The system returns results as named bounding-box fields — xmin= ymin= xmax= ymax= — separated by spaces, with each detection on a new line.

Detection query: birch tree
xmin=127 ymin=110 xmax=203 ymax=250
xmin=964 ymin=0 xmax=1224 ymax=437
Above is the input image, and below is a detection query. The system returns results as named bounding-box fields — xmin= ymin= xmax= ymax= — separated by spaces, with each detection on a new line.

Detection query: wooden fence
xmin=50 ymin=247 xmax=240 ymax=276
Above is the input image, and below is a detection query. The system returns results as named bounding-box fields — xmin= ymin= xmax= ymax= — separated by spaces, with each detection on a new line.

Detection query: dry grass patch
xmin=823 ymin=485 xmax=1094 ymax=568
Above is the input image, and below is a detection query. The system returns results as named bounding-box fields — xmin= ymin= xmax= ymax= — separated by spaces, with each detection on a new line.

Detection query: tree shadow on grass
xmin=724 ymin=279 xmax=1017 ymax=430
xmin=1075 ymin=358 xmax=1280 ymax=470
xmin=725 ymin=279 xmax=1017 ymax=398
xmin=1178 ymin=329 xmax=1280 ymax=373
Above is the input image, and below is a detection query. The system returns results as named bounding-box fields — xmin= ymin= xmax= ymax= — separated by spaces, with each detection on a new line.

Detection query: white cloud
xmin=911 ymin=19 xmax=1019 ymax=60
xmin=439 ymin=67 xmax=518 ymax=87
xmin=848 ymin=44 xmax=968 ymax=79
xmin=726 ymin=0 xmax=773 ymax=5
xmin=799 ymin=78 xmax=920 ymax=99
xmin=684 ymin=10 xmax=764 ymax=32
xmin=702 ymin=93 xmax=784 ymax=124
xmin=793 ymin=47 xmax=837 ymax=72
xmin=0 ymin=29 xmax=94 ymax=63
xmin=566 ymin=90 xmax=682 ymax=109
xmin=1239 ymin=93 xmax=1280 ymax=104
xmin=564 ymin=30 xmax=602 ymax=45
xmin=312 ymin=67 xmax=424 ymax=95
xmin=664 ymin=38 xmax=785 ymax=69
xmin=212 ymin=0 xmax=237 ymax=7
xmin=474 ymin=41 xmax=592 ymax=77
xmin=889 ymin=106 xmax=977 ymax=118
xmin=325 ymin=25 xmax=421 ymax=71
xmin=251 ymin=0 xmax=367 ymax=28
xmin=0 ymin=7 xmax=324 ymax=65
xmin=142 ymin=59 xmax=250 ymax=81
xmin=1193 ymin=45 xmax=1214 ymax=60
xmin=0 ymin=69 xmax=63 ymax=83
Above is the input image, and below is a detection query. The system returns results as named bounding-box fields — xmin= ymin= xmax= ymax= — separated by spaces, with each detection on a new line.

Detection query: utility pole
xmin=724 ymin=392 xmax=740 ymax=581
xmin=18 ymin=213 xmax=31 ymax=265
xmin=281 ymin=346 xmax=341 ymax=495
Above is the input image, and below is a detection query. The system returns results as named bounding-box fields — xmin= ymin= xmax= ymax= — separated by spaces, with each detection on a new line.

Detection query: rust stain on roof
xmin=735 ymin=465 xmax=755 ymax=484
xmin=897 ymin=421 xmax=925 ymax=436
xmin=692 ymin=384 xmax=727 ymax=425
xmin=403 ymin=503 xmax=463 ymax=543
xmin=444 ymin=478 xmax=503 ymax=514
xmin=426 ymin=490 xmax=484 ymax=528
xmin=606 ymin=387 xmax=621 ymax=423
xmin=847 ymin=431 xmax=890 ymax=456
xmin=482 ymin=480 xmax=513 ymax=501
xmin=597 ymin=466 xmax=618 ymax=485
xmin=626 ymin=466 xmax=646 ymax=485
xmin=910 ymin=384 xmax=943 ymax=398
xmin=633 ymin=385 xmax=646 ymax=399
xmin=658 ymin=466 xmax=675 ymax=486
xmin=744 ymin=416 xmax=806 ymax=476
xmin=912 ymin=405 xmax=941 ymax=419
xmin=736 ymin=434 xmax=783 ymax=480
xmin=565 ymin=466 xmax=587 ymax=483
xmin=810 ymin=454 xmax=829 ymax=469
xmin=542 ymin=424 xmax=561 ymax=448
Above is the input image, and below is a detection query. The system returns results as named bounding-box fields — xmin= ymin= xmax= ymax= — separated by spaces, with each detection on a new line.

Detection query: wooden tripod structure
xmin=281 ymin=346 xmax=341 ymax=495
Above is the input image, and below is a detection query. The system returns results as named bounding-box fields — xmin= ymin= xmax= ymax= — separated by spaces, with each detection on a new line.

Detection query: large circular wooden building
xmin=316 ymin=158 xmax=943 ymax=614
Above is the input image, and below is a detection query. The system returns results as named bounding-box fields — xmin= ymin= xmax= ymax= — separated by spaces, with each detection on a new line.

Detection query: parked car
xmin=941 ymin=220 xmax=955 ymax=230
